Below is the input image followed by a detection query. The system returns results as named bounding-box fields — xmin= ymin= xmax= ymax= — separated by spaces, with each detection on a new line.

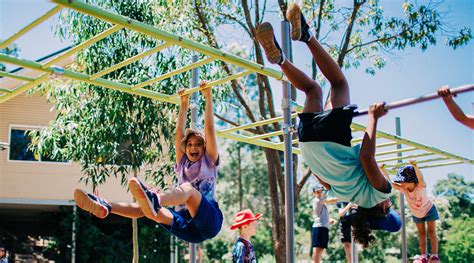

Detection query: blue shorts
xmin=412 ymin=205 xmax=439 ymax=224
xmin=311 ymin=227 xmax=329 ymax=248
xmin=159 ymin=197 xmax=223 ymax=243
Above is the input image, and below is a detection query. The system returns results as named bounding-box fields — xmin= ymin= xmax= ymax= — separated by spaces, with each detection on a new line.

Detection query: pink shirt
xmin=400 ymin=185 xmax=433 ymax=218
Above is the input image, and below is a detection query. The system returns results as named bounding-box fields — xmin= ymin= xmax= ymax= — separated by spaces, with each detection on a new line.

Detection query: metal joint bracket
xmin=282 ymin=124 xmax=297 ymax=135
xmin=50 ymin=66 xmax=65 ymax=79
xmin=281 ymin=98 xmax=296 ymax=110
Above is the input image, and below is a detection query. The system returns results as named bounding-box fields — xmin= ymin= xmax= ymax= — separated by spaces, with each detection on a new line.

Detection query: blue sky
xmin=1 ymin=0 xmax=472 ymax=192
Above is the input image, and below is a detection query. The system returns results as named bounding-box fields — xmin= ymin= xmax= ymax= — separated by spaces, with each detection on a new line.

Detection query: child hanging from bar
xmin=382 ymin=162 xmax=440 ymax=263
xmin=255 ymin=3 xmax=401 ymax=248
xmin=73 ymin=81 xmax=223 ymax=243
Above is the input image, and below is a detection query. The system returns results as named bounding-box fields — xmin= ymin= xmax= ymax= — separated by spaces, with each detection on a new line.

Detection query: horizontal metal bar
xmin=375 ymin=141 xmax=399 ymax=148
xmin=352 ymin=122 xmax=473 ymax=164
xmin=133 ymin=57 xmax=216 ymax=90
xmin=220 ymin=112 xmax=299 ymax=134
xmin=375 ymin=147 xmax=418 ymax=156
xmin=384 ymin=157 xmax=450 ymax=168
xmin=0 ymin=71 xmax=34 ymax=82
xmin=169 ymin=70 xmax=252 ymax=101
xmin=217 ymin=130 xmax=300 ymax=154
xmin=0 ymin=54 xmax=175 ymax=103
xmin=0 ymin=88 xmax=13 ymax=94
xmin=90 ymin=42 xmax=172 ymax=80
xmin=0 ymin=6 xmax=63 ymax=49
xmin=43 ymin=24 xmax=124 ymax=68
xmin=377 ymin=152 xmax=435 ymax=163
xmin=51 ymin=0 xmax=284 ymax=80
xmin=0 ymin=74 xmax=50 ymax=103
xmin=354 ymin=84 xmax=474 ymax=116
xmin=419 ymin=161 xmax=464 ymax=169
xmin=250 ymin=130 xmax=283 ymax=140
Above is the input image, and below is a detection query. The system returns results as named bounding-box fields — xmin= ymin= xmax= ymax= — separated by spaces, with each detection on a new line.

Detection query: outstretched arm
xmin=338 ymin=202 xmax=354 ymax=218
xmin=201 ymin=82 xmax=219 ymax=164
xmin=360 ymin=102 xmax=389 ymax=191
xmin=175 ymin=89 xmax=190 ymax=164
xmin=409 ymin=160 xmax=426 ymax=188
xmin=324 ymin=197 xmax=339 ymax=205
xmin=438 ymin=87 xmax=474 ymax=129
xmin=380 ymin=164 xmax=402 ymax=191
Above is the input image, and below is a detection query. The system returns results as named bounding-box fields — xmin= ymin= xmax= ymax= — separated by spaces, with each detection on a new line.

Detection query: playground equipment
xmin=1 ymin=1 xmax=472 ymax=262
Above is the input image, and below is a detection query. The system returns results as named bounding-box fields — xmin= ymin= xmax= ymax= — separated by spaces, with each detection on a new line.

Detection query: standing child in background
xmin=231 ymin=209 xmax=262 ymax=263
xmin=74 ymin=81 xmax=223 ymax=243
xmin=311 ymin=185 xmax=338 ymax=263
xmin=336 ymin=202 xmax=357 ymax=263
xmin=382 ymin=162 xmax=440 ymax=263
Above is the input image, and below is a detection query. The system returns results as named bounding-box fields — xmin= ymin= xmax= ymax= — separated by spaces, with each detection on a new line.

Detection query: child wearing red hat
xmin=231 ymin=209 xmax=262 ymax=263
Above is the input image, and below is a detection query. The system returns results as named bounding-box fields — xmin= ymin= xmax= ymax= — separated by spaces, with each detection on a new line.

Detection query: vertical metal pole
xmin=351 ymin=229 xmax=358 ymax=263
xmin=189 ymin=54 xmax=199 ymax=263
xmin=281 ymin=20 xmax=295 ymax=263
xmin=170 ymin=236 xmax=174 ymax=263
xmin=396 ymin=117 xmax=408 ymax=263
xmin=71 ymin=205 xmax=76 ymax=263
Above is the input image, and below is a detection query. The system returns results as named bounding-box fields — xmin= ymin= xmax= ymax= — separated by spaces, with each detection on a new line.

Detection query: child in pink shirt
xmin=382 ymin=161 xmax=439 ymax=263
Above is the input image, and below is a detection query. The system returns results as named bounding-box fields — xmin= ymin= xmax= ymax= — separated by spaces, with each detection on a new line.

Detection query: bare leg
xmin=159 ymin=182 xmax=203 ymax=218
xmin=416 ymin=222 xmax=428 ymax=255
xmin=343 ymin=242 xmax=352 ymax=263
xmin=306 ymin=37 xmax=350 ymax=110
xmin=109 ymin=202 xmax=144 ymax=219
xmin=427 ymin=220 xmax=438 ymax=255
xmin=280 ymin=60 xmax=323 ymax=113
xmin=313 ymin=247 xmax=324 ymax=263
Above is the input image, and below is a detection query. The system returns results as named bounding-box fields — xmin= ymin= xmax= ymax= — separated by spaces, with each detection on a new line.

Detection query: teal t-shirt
xmin=300 ymin=141 xmax=389 ymax=208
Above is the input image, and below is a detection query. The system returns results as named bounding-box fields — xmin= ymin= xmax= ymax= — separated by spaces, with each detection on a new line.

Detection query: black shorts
xmin=339 ymin=216 xmax=352 ymax=243
xmin=311 ymin=227 xmax=329 ymax=248
xmin=298 ymin=105 xmax=357 ymax=147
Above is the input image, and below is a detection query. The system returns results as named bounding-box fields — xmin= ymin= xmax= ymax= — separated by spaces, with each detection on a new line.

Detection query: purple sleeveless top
xmin=175 ymin=153 xmax=219 ymax=210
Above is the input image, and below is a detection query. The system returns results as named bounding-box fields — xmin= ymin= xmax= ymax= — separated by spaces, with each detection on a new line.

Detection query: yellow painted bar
xmin=352 ymin=122 xmax=473 ymax=164
xmin=217 ymin=130 xmax=300 ymax=154
xmin=375 ymin=141 xmax=399 ymax=148
xmin=51 ymin=0 xmax=283 ymax=80
xmin=43 ymin=25 xmax=123 ymax=68
xmin=0 ymin=6 xmax=62 ymax=49
xmin=133 ymin=57 xmax=216 ymax=90
xmin=0 ymin=88 xmax=13 ymax=94
xmin=419 ymin=161 xmax=464 ymax=169
xmin=385 ymin=157 xmax=450 ymax=168
xmin=0 ymin=71 xmax=34 ymax=82
xmin=220 ymin=113 xmax=299 ymax=134
xmin=0 ymin=54 xmax=175 ymax=103
xmin=169 ymin=70 xmax=252 ymax=100
xmin=375 ymin=147 xmax=417 ymax=156
xmin=0 ymin=74 xmax=50 ymax=103
xmin=90 ymin=42 xmax=172 ymax=80
xmin=250 ymin=130 xmax=283 ymax=140
xmin=377 ymin=152 xmax=435 ymax=163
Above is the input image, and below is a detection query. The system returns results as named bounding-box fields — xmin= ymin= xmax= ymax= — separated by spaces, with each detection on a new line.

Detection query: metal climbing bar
xmin=351 ymin=122 xmax=473 ymax=164
xmin=0 ymin=6 xmax=62 ymax=49
xmin=0 ymin=74 xmax=50 ymax=103
xmin=50 ymin=0 xmax=284 ymax=81
xmin=132 ymin=57 xmax=216 ymax=90
xmin=0 ymin=54 xmax=175 ymax=103
xmin=0 ymin=71 xmax=34 ymax=82
xmin=43 ymin=25 xmax=124 ymax=67
xmin=354 ymin=84 xmax=474 ymax=116
xmin=90 ymin=42 xmax=172 ymax=80
xmin=169 ymin=70 xmax=252 ymax=100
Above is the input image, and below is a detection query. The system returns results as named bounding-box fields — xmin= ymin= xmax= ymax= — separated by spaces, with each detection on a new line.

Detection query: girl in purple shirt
xmin=74 ymin=81 xmax=223 ymax=243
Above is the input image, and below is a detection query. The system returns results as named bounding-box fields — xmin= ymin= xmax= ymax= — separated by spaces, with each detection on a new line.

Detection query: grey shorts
xmin=412 ymin=205 xmax=439 ymax=224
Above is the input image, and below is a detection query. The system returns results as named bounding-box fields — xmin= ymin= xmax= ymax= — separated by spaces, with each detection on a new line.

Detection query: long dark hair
xmin=351 ymin=209 xmax=376 ymax=248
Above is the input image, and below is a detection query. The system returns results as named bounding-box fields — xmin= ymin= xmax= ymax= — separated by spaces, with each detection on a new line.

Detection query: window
xmin=9 ymin=127 xmax=67 ymax=163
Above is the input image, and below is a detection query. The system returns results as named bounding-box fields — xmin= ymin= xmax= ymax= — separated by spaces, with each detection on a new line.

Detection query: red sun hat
xmin=230 ymin=209 xmax=262 ymax=230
